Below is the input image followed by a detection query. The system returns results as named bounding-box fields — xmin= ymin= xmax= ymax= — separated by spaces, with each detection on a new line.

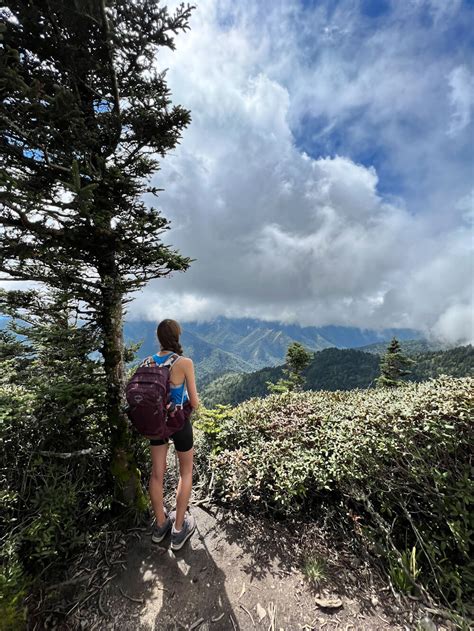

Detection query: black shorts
xmin=149 ymin=417 xmax=193 ymax=452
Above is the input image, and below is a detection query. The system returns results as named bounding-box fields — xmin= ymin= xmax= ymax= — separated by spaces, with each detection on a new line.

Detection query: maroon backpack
xmin=125 ymin=353 xmax=190 ymax=439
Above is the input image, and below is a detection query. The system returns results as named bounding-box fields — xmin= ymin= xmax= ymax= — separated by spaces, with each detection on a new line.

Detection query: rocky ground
xmin=64 ymin=502 xmax=443 ymax=631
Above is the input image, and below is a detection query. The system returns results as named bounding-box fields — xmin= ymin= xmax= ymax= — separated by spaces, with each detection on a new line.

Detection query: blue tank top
xmin=152 ymin=353 xmax=189 ymax=405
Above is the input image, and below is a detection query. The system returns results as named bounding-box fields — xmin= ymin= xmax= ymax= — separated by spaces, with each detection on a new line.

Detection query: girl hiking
xmin=141 ymin=318 xmax=200 ymax=551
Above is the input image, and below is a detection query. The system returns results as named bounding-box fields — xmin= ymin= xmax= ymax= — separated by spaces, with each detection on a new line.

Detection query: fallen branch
xmin=37 ymin=447 xmax=100 ymax=459
xmin=98 ymin=588 xmax=108 ymax=617
xmin=66 ymin=574 xmax=116 ymax=616
xmin=118 ymin=587 xmax=144 ymax=605
xmin=267 ymin=602 xmax=276 ymax=631
xmin=45 ymin=570 xmax=87 ymax=592
xmin=239 ymin=603 xmax=255 ymax=626
xmin=193 ymin=497 xmax=212 ymax=506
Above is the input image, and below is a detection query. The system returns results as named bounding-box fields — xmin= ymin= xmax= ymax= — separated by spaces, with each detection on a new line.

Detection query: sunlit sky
xmin=128 ymin=0 xmax=474 ymax=344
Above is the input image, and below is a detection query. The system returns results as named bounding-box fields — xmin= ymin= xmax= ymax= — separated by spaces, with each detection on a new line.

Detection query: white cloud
xmin=124 ymin=0 xmax=474 ymax=346
xmin=447 ymin=65 xmax=474 ymax=136
xmin=413 ymin=0 xmax=463 ymax=24
xmin=431 ymin=303 xmax=474 ymax=346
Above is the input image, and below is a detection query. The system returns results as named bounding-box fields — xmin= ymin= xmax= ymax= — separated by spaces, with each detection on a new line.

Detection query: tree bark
xmin=99 ymin=279 xmax=147 ymax=514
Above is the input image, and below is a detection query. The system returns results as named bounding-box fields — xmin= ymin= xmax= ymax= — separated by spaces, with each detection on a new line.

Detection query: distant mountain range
xmin=124 ymin=315 xmax=433 ymax=385
xmin=200 ymin=344 xmax=474 ymax=408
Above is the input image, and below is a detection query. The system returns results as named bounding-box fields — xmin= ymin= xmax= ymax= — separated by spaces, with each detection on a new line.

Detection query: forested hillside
xmin=409 ymin=345 xmax=474 ymax=380
xmin=201 ymin=344 xmax=474 ymax=407
xmin=359 ymin=339 xmax=452 ymax=355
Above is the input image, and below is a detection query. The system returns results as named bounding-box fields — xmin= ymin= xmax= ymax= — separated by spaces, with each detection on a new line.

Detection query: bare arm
xmin=184 ymin=358 xmax=200 ymax=409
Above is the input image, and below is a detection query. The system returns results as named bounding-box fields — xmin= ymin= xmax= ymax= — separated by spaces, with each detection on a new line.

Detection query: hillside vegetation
xmin=194 ymin=376 xmax=474 ymax=617
xmin=201 ymin=344 xmax=473 ymax=407
xmin=359 ymin=339 xmax=450 ymax=355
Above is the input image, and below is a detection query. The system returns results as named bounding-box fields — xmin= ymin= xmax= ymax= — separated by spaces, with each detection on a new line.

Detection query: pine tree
xmin=267 ymin=342 xmax=313 ymax=393
xmin=0 ymin=1 xmax=194 ymax=507
xmin=0 ymin=287 xmax=106 ymax=446
xmin=376 ymin=337 xmax=415 ymax=388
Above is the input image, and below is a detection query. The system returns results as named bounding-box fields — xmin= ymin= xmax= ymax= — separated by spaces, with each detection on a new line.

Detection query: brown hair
xmin=157 ymin=319 xmax=183 ymax=356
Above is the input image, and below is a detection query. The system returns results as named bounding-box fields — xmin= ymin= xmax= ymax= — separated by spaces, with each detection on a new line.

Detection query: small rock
xmin=142 ymin=569 xmax=154 ymax=582
xmin=370 ymin=595 xmax=379 ymax=607
xmin=418 ymin=616 xmax=437 ymax=631
xmin=315 ymin=597 xmax=343 ymax=609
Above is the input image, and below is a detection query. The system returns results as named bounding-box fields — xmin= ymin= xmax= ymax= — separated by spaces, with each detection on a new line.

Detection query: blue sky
xmin=128 ymin=0 xmax=473 ymax=344
xmin=290 ymin=0 xmax=474 ymax=204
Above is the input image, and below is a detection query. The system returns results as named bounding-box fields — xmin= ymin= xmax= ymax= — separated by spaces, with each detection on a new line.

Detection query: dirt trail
xmin=78 ymin=505 xmax=415 ymax=631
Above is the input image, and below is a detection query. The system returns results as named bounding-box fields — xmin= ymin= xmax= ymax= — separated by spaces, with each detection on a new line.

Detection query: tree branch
xmin=37 ymin=447 xmax=101 ymax=459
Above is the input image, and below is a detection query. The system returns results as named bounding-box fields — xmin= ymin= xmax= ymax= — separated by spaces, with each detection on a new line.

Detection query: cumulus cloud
xmin=124 ymin=0 xmax=474 ymax=346
xmin=431 ymin=304 xmax=474 ymax=346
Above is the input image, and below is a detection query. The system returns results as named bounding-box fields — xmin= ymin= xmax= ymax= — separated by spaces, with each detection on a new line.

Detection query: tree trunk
xmin=99 ymin=281 xmax=147 ymax=514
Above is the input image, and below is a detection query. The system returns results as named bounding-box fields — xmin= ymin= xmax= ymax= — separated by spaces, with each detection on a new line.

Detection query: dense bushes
xmin=0 ymin=327 xmax=112 ymax=628
xmin=195 ymin=376 xmax=473 ymax=615
xmin=0 ymin=320 xmax=156 ymax=629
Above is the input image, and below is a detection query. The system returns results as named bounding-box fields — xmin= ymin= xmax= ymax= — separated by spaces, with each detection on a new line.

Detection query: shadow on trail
xmin=111 ymin=524 xmax=241 ymax=631
xmin=209 ymin=506 xmax=406 ymax=627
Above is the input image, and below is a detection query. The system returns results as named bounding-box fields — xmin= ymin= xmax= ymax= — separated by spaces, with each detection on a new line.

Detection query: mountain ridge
xmin=124 ymin=316 xmax=427 ymax=383
xmin=200 ymin=343 xmax=474 ymax=407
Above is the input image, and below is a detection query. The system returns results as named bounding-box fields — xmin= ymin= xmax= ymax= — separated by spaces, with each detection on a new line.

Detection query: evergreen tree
xmin=376 ymin=336 xmax=414 ymax=388
xmin=0 ymin=288 xmax=106 ymax=446
xmin=0 ymin=1 xmax=194 ymax=507
xmin=267 ymin=342 xmax=313 ymax=393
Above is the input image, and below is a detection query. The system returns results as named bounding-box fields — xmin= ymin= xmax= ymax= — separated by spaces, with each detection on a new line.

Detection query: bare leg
xmin=149 ymin=443 xmax=169 ymax=526
xmin=174 ymin=447 xmax=194 ymax=530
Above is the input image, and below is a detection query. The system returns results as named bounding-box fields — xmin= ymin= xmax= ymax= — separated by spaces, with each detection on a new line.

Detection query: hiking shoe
xmin=151 ymin=509 xmax=172 ymax=544
xmin=170 ymin=512 xmax=196 ymax=551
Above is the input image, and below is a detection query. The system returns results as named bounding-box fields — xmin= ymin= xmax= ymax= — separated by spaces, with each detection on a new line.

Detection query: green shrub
xmin=0 ymin=544 xmax=28 ymax=631
xmin=0 ymin=344 xmax=113 ymax=625
xmin=193 ymin=404 xmax=233 ymax=454
xmin=389 ymin=546 xmax=421 ymax=595
xmin=199 ymin=376 xmax=473 ymax=614
xmin=303 ymin=554 xmax=327 ymax=588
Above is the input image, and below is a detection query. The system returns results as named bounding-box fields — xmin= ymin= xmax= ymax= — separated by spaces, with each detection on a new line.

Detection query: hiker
xmin=141 ymin=318 xmax=200 ymax=551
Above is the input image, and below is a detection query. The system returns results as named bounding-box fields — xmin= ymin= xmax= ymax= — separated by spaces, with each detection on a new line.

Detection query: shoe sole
xmin=151 ymin=518 xmax=171 ymax=544
xmin=151 ymin=530 xmax=170 ymax=544
xmin=170 ymin=523 xmax=196 ymax=551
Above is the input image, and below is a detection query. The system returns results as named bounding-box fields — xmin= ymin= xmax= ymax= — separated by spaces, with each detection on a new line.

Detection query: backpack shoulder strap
xmin=162 ymin=353 xmax=181 ymax=368
xmin=139 ymin=356 xmax=155 ymax=368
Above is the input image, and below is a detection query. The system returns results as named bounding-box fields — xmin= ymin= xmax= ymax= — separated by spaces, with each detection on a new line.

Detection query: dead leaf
xmin=256 ymin=602 xmax=267 ymax=621
xmin=238 ymin=582 xmax=246 ymax=600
